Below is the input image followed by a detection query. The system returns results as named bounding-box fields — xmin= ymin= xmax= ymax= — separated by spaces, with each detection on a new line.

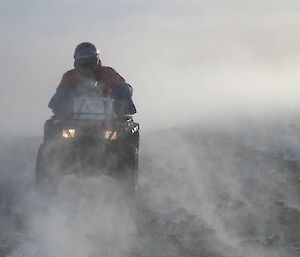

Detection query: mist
xmin=1 ymin=0 xmax=300 ymax=257
xmin=1 ymin=0 xmax=300 ymax=134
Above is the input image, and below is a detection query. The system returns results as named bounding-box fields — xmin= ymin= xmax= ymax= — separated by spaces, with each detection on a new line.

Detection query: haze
xmin=1 ymin=0 xmax=300 ymax=135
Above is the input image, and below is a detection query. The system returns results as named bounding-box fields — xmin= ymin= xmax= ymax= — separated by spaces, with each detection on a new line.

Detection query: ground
xmin=1 ymin=120 xmax=300 ymax=257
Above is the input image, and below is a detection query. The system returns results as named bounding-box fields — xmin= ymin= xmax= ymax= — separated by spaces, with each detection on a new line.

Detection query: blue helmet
xmin=74 ymin=42 xmax=99 ymax=70
xmin=74 ymin=42 xmax=99 ymax=60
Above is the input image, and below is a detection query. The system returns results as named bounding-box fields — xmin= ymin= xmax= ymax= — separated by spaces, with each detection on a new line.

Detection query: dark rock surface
xmin=1 ymin=124 xmax=300 ymax=257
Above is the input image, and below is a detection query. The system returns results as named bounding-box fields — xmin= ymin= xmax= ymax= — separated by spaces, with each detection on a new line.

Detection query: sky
xmin=1 ymin=0 xmax=300 ymax=135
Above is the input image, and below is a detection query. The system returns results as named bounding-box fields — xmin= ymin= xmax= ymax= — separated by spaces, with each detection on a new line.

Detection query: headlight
xmin=62 ymin=129 xmax=76 ymax=138
xmin=104 ymin=130 xmax=117 ymax=140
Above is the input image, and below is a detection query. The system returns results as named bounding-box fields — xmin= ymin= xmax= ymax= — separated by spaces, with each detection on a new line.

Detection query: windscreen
xmin=72 ymin=96 xmax=114 ymax=120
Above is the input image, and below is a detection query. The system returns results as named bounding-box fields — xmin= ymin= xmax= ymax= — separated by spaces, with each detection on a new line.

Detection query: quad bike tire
xmin=35 ymin=143 xmax=61 ymax=197
xmin=114 ymin=144 xmax=139 ymax=198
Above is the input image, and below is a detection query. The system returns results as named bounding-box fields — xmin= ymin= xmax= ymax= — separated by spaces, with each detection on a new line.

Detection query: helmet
xmin=74 ymin=42 xmax=99 ymax=70
xmin=74 ymin=42 xmax=99 ymax=60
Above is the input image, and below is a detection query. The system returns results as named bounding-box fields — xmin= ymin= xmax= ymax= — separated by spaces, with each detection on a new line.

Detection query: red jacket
xmin=57 ymin=63 xmax=126 ymax=92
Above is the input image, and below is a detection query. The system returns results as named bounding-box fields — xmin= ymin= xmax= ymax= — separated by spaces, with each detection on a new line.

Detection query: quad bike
xmin=35 ymin=83 xmax=139 ymax=198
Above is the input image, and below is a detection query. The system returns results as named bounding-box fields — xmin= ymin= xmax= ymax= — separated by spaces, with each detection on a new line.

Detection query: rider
xmin=48 ymin=42 xmax=136 ymax=117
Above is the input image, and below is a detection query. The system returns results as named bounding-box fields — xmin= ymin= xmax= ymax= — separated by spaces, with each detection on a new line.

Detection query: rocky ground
xmin=0 ymin=123 xmax=300 ymax=257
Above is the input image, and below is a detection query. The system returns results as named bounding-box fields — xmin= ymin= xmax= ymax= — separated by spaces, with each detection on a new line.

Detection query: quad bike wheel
xmin=114 ymin=144 xmax=138 ymax=198
xmin=35 ymin=143 xmax=62 ymax=197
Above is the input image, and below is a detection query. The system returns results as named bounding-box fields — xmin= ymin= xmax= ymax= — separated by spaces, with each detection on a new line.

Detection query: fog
xmin=1 ymin=0 xmax=300 ymax=134
xmin=1 ymin=1 xmax=300 ymax=257
xmin=2 ymin=121 xmax=300 ymax=257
